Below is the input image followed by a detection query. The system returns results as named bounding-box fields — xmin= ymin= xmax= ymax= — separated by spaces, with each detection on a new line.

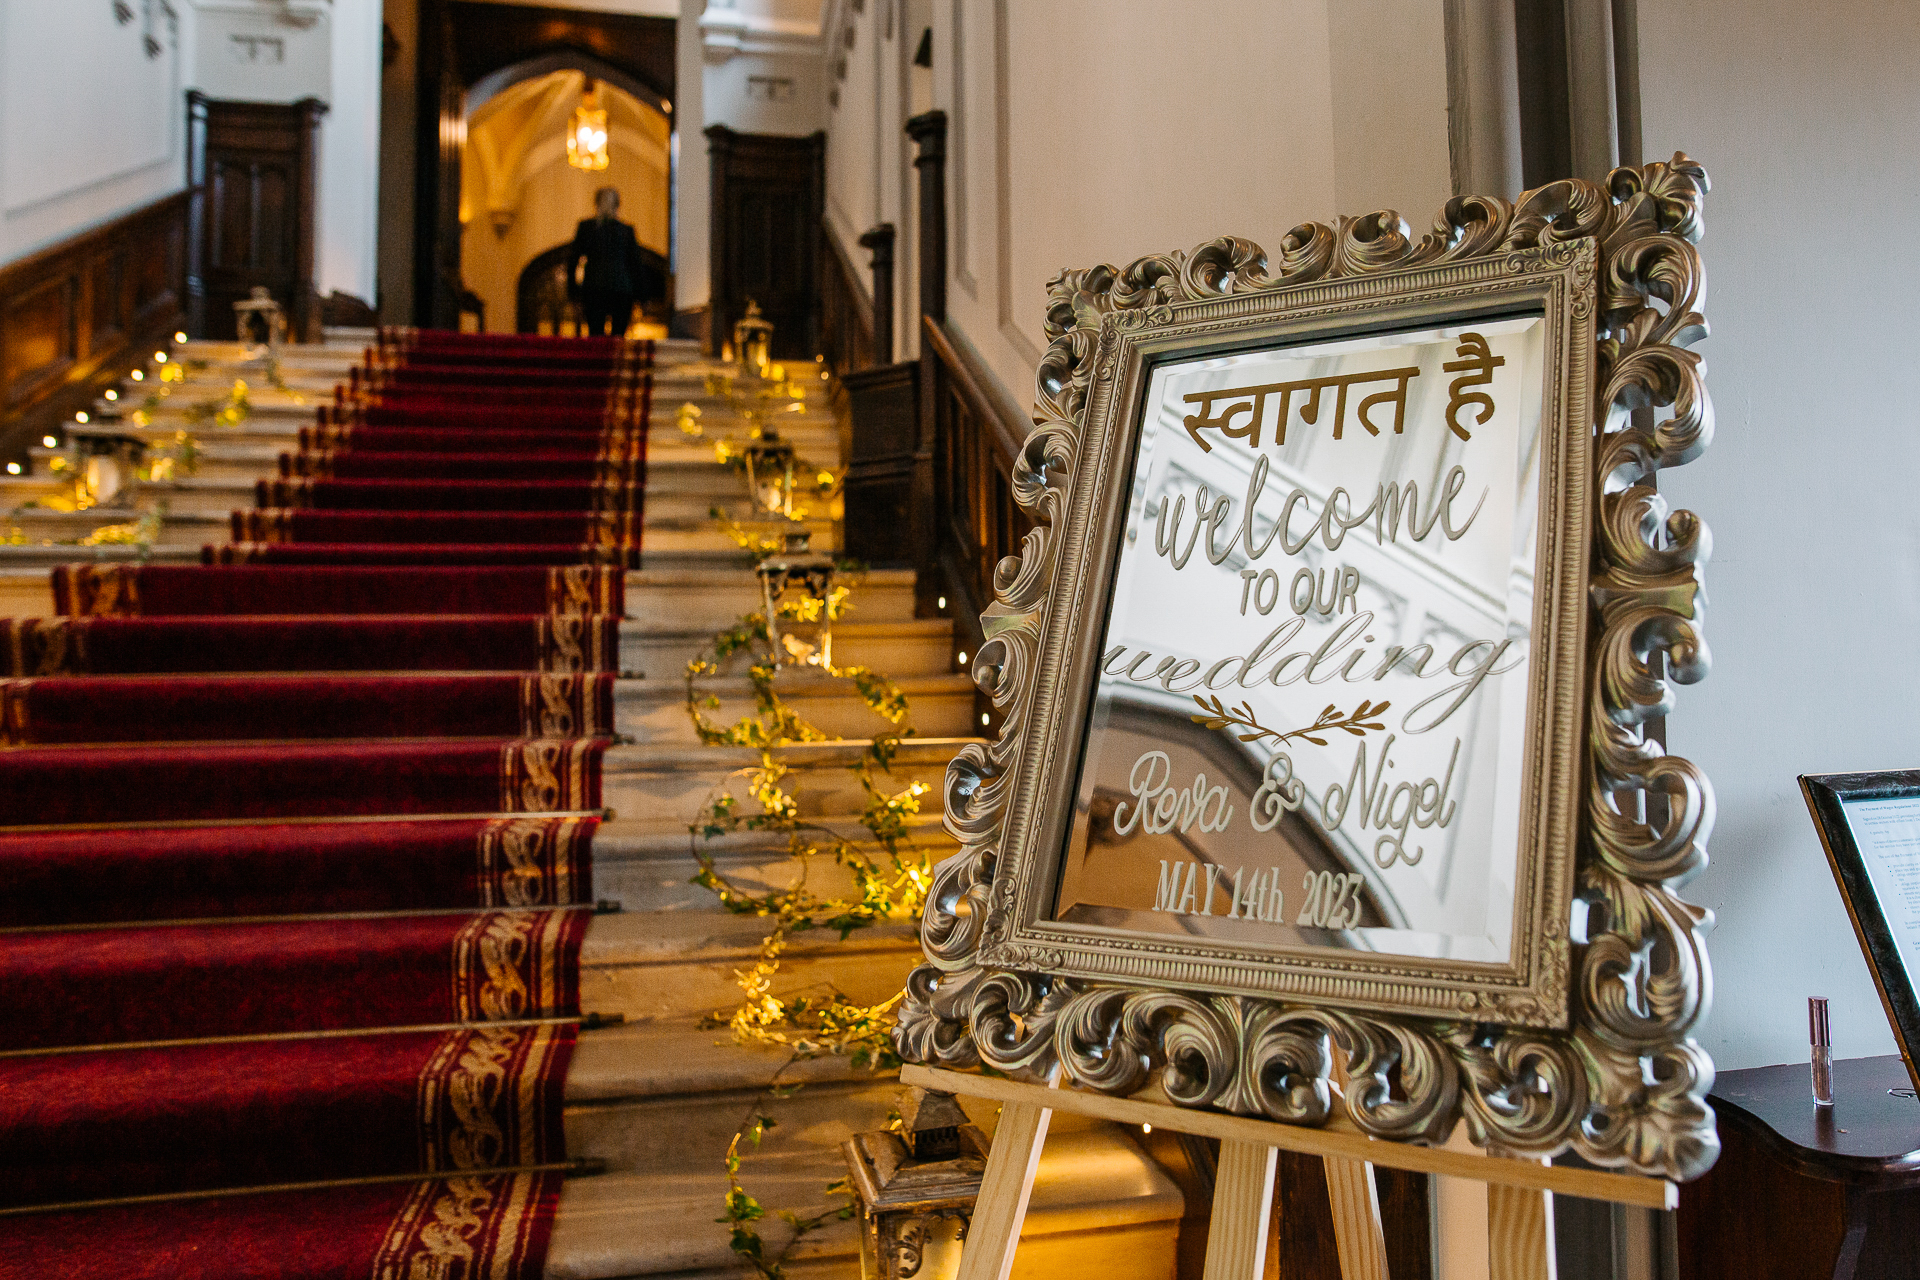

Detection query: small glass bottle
xmin=1809 ymin=996 xmax=1834 ymax=1106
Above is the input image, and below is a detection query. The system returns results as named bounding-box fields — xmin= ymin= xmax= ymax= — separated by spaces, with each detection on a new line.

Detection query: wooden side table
xmin=1678 ymin=1055 xmax=1920 ymax=1279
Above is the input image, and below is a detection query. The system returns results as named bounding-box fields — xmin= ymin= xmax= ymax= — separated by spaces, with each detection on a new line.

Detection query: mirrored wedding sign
xmin=1056 ymin=318 xmax=1547 ymax=969
xmin=898 ymin=156 xmax=1722 ymax=1180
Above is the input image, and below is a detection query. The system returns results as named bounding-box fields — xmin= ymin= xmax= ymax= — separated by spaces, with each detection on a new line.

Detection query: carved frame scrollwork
xmin=895 ymin=155 xmax=1718 ymax=1180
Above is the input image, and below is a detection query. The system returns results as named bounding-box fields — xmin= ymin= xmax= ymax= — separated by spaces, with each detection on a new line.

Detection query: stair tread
xmin=619 ymin=672 xmax=970 ymax=698
xmin=595 ymin=811 xmax=946 ymax=847
xmin=602 ymin=737 xmax=977 ymax=773
xmin=582 ymin=909 xmax=919 ymax=966
xmin=546 ymin=1121 xmax=1184 ymax=1278
xmin=627 ymin=618 xmax=951 ymax=640
xmin=564 ymin=1019 xmax=877 ymax=1102
xmin=626 ymin=567 xmax=914 ymax=586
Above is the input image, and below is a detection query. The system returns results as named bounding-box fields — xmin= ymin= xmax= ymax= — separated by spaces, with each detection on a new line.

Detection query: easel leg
xmin=1324 ymin=1156 xmax=1391 ymax=1280
xmin=1487 ymin=1185 xmax=1556 ymax=1280
xmin=1202 ymin=1141 xmax=1277 ymax=1279
xmin=954 ymin=1100 xmax=1051 ymax=1280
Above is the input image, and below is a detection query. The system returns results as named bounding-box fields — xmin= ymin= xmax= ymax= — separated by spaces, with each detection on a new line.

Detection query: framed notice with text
xmin=1801 ymin=771 xmax=1920 ymax=1093
xmin=896 ymin=155 xmax=1722 ymax=1181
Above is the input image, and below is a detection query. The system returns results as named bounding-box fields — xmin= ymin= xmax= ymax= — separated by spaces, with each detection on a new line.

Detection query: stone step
xmin=564 ymin=1022 xmax=900 ymax=1175
xmin=29 ymin=442 xmax=283 ymax=483
xmin=0 ymin=566 xmax=921 ymax=624
xmin=81 ymin=418 xmax=306 ymax=448
xmin=589 ymin=813 xmax=957 ymax=914
xmin=627 ymin=568 xmax=916 ymax=630
xmin=636 ymin=461 xmax=758 ymax=498
xmin=144 ymin=388 xmax=321 ymax=419
xmin=579 ymin=909 xmax=921 ymax=1023
xmin=0 ymin=506 xmax=225 ymax=544
xmin=120 ymin=478 xmax=256 ymax=516
xmin=599 ymin=737 xmax=969 ymax=826
xmin=644 ymin=491 xmax=839 ymax=525
xmin=623 ymin=618 xmax=954 ymax=684
xmin=648 ymin=427 xmax=841 ymax=461
xmin=616 ymin=670 xmax=974 ymax=745
xmin=180 ymin=339 xmax=368 ymax=366
xmin=0 ymin=478 xmax=66 ymax=506
xmin=640 ymin=521 xmax=839 ymax=556
xmin=544 ymin=1111 xmax=1184 ymax=1279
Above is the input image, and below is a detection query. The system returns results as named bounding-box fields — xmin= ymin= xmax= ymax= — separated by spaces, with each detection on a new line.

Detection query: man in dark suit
xmin=567 ymin=187 xmax=645 ymax=337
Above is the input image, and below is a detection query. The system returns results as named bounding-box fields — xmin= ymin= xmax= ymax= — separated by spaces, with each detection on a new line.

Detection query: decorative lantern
xmin=756 ymin=530 xmax=835 ymax=668
xmin=841 ymin=1088 xmax=988 ymax=1280
xmin=742 ymin=430 xmax=797 ymax=517
xmin=76 ymin=430 xmax=145 ymax=506
xmin=733 ymin=300 xmax=775 ymax=378
xmin=232 ymin=286 xmax=285 ymax=356
xmin=567 ymin=83 xmax=610 ymax=171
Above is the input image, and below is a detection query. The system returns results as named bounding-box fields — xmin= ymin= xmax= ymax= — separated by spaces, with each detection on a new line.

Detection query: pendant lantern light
xmin=567 ymin=80 xmax=610 ymax=172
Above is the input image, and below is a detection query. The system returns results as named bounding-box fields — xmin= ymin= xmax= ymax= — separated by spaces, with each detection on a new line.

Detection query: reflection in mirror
xmin=1053 ymin=317 xmax=1547 ymax=963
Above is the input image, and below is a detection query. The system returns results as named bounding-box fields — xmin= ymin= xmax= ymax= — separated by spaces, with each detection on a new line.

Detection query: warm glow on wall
xmin=567 ymin=83 xmax=610 ymax=172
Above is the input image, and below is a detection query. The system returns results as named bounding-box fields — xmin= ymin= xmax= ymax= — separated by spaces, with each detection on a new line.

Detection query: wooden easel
xmin=900 ymin=1063 xmax=1675 ymax=1280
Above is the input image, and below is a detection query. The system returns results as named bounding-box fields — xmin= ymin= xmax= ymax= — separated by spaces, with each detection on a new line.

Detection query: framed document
xmin=898 ymin=157 xmax=1720 ymax=1180
xmin=1801 ymin=771 xmax=1920 ymax=1092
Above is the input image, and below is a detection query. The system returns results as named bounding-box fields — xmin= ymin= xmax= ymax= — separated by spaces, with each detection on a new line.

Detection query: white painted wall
xmin=703 ymin=48 xmax=827 ymax=136
xmin=0 ymin=0 xmax=382 ymax=303
xmin=914 ymin=0 xmax=1455 ymax=412
xmin=820 ymin=0 xmax=914 ymax=356
xmin=1636 ymin=0 xmax=1920 ymax=1072
xmin=189 ymin=0 xmax=383 ymax=304
xmin=321 ymin=0 xmax=385 ymax=304
xmin=682 ymin=0 xmax=832 ymax=326
xmin=0 ymin=0 xmax=194 ymax=264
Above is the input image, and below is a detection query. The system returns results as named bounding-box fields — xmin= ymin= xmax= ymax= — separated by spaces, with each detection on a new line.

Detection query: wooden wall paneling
xmin=3 ymin=276 xmax=75 ymax=409
xmin=706 ymin=126 xmax=826 ymax=361
xmin=87 ymin=249 xmax=125 ymax=353
xmin=186 ymin=93 xmax=326 ymax=340
xmin=841 ymin=359 xmax=918 ymax=567
xmin=0 ymin=191 xmax=188 ymax=462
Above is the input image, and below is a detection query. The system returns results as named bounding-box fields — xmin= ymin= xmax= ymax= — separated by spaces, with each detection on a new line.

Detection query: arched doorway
xmin=411 ymin=2 xmax=675 ymax=328
xmin=459 ymin=68 xmax=671 ymax=336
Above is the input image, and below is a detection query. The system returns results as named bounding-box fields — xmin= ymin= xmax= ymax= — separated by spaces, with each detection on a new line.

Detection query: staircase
xmin=2 ymin=335 xmax=1185 ymax=1277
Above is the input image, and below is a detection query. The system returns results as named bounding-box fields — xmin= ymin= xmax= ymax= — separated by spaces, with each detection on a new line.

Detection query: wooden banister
xmin=820 ymin=223 xmax=875 ymax=375
xmin=920 ymin=315 xmax=1025 ymax=470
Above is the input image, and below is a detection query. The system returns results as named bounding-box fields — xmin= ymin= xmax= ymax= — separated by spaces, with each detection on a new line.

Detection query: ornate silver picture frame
xmin=897 ymin=155 xmax=1718 ymax=1181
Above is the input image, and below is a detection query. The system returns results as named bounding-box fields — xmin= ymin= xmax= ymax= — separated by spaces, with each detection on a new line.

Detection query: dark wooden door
xmin=186 ymin=93 xmax=325 ymax=340
xmin=707 ymin=126 xmax=824 ymax=360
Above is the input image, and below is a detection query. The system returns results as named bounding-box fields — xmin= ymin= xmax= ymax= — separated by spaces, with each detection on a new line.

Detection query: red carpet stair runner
xmin=0 ymin=331 xmax=652 ymax=1278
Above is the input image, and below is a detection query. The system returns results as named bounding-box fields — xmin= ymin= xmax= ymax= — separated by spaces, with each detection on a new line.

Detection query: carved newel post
xmin=859 ymin=223 xmax=896 ymax=365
